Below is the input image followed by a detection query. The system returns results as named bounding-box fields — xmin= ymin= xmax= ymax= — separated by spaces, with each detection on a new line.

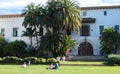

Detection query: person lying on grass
xmin=47 ymin=61 xmax=59 ymax=70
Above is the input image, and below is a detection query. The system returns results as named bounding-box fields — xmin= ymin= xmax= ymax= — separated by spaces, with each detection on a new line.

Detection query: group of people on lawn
xmin=22 ymin=55 xmax=66 ymax=70
xmin=47 ymin=55 xmax=66 ymax=70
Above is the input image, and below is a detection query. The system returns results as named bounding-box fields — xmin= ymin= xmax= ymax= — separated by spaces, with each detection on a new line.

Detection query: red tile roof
xmin=81 ymin=5 xmax=120 ymax=10
xmin=0 ymin=14 xmax=22 ymax=18
xmin=0 ymin=5 xmax=120 ymax=18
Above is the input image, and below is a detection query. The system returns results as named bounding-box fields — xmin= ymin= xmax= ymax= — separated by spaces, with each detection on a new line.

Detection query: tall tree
xmin=22 ymin=27 xmax=35 ymax=46
xmin=22 ymin=0 xmax=82 ymax=56
xmin=46 ymin=0 xmax=82 ymax=34
xmin=22 ymin=3 xmax=41 ymax=48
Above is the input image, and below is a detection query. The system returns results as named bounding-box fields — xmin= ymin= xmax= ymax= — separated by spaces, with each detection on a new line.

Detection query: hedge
xmin=2 ymin=56 xmax=23 ymax=64
xmin=47 ymin=58 xmax=57 ymax=63
xmin=24 ymin=57 xmax=38 ymax=64
xmin=107 ymin=54 xmax=120 ymax=66
xmin=0 ymin=56 xmax=57 ymax=64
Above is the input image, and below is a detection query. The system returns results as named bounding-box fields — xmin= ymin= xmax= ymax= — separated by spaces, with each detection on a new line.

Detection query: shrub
xmin=27 ymin=45 xmax=38 ymax=57
xmin=107 ymin=54 xmax=120 ymax=65
xmin=39 ymin=58 xmax=46 ymax=63
xmin=36 ymin=58 xmax=46 ymax=64
xmin=0 ymin=35 xmax=8 ymax=57
xmin=3 ymin=40 xmax=27 ymax=57
xmin=47 ymin=58 xmax=56 ymax=63
xmin=2 ymin=56 xmax=23 ymax=64
xmin=24 ymin=57 xmax=38 ymax=64
xmin=0 ymin=58 xmax=2 ymax=63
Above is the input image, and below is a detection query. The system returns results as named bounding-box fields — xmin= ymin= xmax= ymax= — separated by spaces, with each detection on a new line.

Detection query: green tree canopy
xmin=100 ymin=27 xmax=120 ymax=55
xmin=46 ymin=0 xmax=82 ymax=33
xmin=22 ymin=0 xmax=81 ymax=57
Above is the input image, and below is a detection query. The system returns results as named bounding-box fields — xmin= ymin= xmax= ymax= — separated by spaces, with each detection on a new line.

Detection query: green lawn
xmin=61 ymin=61 xmax=105 ymax=65
xmin=0 ymin=65 xmax=120 ymax=74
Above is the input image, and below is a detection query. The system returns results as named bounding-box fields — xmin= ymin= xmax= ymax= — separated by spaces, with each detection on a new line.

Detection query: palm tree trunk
xmin=35 ymin=27 xmax=39 ymax=48
xmin=30 ymin=36 xmax=32 ymax=46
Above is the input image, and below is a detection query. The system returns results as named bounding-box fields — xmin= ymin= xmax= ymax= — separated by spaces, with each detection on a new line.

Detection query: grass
xmin=60 ymin=61 xmax=105 ymax=65
xmin=0 ymin=65 xmax=120 ymax=74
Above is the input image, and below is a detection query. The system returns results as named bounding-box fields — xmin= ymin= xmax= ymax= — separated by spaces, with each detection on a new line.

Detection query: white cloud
xmin=0 ymin=0 xmax=47 ymax=14
xmin=0 ymin=0 xmax=47 ymax=9
xmin=0 ymin=0 xmax=120 ymax=14
xmin=78 ymin=0 xmax=102 ymax=7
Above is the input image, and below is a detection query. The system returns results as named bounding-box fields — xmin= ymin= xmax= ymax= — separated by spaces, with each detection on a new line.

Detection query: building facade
xmin=70 ymin=5 xmax=120 ymax=56
xmin=0 ymin=5 xmax=120 ymax=56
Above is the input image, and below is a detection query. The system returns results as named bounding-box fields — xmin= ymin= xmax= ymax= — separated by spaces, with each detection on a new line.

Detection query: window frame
xmin=114 ymin=25 xmax=119 ymax=33
xmin=99 ymin=26 xmax=104 ymax=34
xmin=80 ymin=25 xmax=90 ymax=36
xmin=104 ymin=11 xmax=107 ymax=16
xmin=13 ymin=28 xmax=18 ymax=37
xmin=1 ymin=28 xmax=5 ymax=36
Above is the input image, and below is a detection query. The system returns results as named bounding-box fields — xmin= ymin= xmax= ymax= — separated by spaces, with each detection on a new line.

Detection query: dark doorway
xmin=78 ymin=42 xmax=93 ymax=56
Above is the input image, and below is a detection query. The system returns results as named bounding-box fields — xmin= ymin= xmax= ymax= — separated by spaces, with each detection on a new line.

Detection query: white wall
xmin=0 ymin=17 xmax=31 ymax=45
xmin=70 ymin=8 xmax=120 ymax=56
xmin=0 ymin=7 xmax=120 ymax=56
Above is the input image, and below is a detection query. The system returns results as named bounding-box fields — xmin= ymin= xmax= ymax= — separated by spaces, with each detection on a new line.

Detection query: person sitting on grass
xmin=47 ymin=63 xmax=54 ymax=69
xmin=49 ymin=63 xmax=54 ymax=69
xmin=47 ymin=61 xmax=59 ymax=70
xmin=22 ymin=62 xmax=27 ymax=68
xmin=53 ymin=61 xmax=59 ymax=69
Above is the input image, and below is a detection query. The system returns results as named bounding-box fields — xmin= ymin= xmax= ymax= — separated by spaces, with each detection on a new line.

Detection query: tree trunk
xmin=30 ymin=36 xmax=32 ymax=46
xmin=35 ymin=27 xmax=39 ymax=48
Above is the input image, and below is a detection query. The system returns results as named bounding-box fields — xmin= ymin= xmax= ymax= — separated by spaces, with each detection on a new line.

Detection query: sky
xmin=0 ymin=0 xmax=120 ymax=14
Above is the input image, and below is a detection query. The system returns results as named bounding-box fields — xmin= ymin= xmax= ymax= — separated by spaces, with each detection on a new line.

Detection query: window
xmin=114 ymin=25 xmax=119 ymax=33
xmin=1 ymin=28 xmax=5 ymax=36
xmin=13 ymin=28 xmax=18 ymax=37
xmin=80 ymin=25 xmax=90 ymax=36
xmin=104 ymin=11 xmax=107 ymax=16
xmin=99 ymin=26 xmax=104 ymax=34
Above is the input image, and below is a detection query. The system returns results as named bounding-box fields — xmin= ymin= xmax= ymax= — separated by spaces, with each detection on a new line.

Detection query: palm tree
xmin=100 ymin=27 xmax=120 ymax=55
xmin=39 ymin=31 xmax=62 ymax=56
xmin=61 ymin=36 xmax=77 ymax=55
xmin=22 ymin=3 xmax=41 ymax=48
xmin=22 ymin=27 xmax=35 ymax=46
xmin=22 ymin=1 xmax=82 ymax=56
xmin=46 ymin=0 xmax=82 ymax=34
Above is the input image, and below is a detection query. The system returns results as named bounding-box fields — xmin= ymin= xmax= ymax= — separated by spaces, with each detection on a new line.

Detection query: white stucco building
xmin=0 ymin=5 xmax=120 ymax=56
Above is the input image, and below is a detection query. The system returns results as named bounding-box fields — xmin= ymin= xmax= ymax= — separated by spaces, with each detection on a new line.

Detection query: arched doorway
xmin=78 ymin=42 xmax=93 ymax=56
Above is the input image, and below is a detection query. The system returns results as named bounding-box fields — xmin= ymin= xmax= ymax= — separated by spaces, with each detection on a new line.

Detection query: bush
xmin=27 ymin=45 xmax=38 ymax=57
xmin=0 ymin=58 xmax=2 ymax=63
xmin=47 ymin=58 xmax=56 ymax=63
xmin=107 ymin=54 xmax=120 ymax=66
xmin=36 ymin=58 xmax=46 ymax=64
xmin=24 ymin=57 xmax=38 ymax=64
xmin=40 ymin=58 xmax=46 ymax=63
xmin=0 ymin=35 xmax=8 ymax=57
xmin=2 ymin=56 xmax=23 ymax=64
xmin=3 ymin=40 xmax=27 ymax=57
